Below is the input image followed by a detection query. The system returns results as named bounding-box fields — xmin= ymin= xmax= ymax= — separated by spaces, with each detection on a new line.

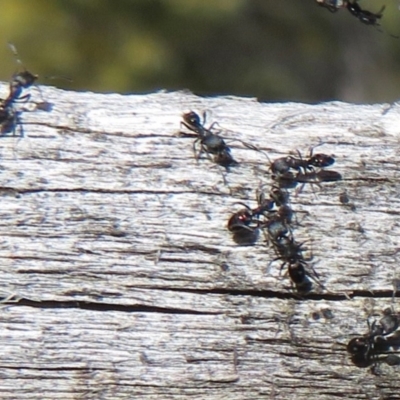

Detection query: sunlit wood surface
xmin=1 ymin=85 xmax=400 ymax=399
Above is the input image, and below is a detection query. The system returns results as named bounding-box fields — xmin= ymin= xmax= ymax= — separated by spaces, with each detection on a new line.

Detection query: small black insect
xmin=289 ymin=150 xmax=335 ymax=172
xmin=0 ymin=44 xmax=39 ymax=136
xmin=346 ymin=1 xmax=385 ymax=26
xmin=347 ymin=321 xmax=387 ymax=368
xmin=5 ymin=43 xmax=38 ymax=107
xmin=180 ymin=111 xmax=236 ymax=168
xmin=347 ymin=311 xmax=400 ymax=368
xmin=270 ymin=150 xmax=335 ymax=183
xmin=228 ymin=186 xmax=292 ymax=245
xmin=317 ymin=0 xmax=393 ymax=35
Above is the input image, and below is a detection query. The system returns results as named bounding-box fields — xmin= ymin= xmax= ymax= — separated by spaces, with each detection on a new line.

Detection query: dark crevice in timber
xmin=1 ymin=298 xmax=221 ymax=315
xmin=0 ymin=187 xmax=226 ymax=196
xmin=2 ymin=289 xmax=397 ymax=313
xmin=1 ymin=366 xmax=100 ymax=372
xmin=25 ymin=121 xmax=177 ymax=139
xmin=129 ymin=287 xmax=399 ymax=301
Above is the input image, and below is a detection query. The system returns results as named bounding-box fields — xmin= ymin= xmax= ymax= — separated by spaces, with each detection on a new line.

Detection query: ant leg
xmin=308 ymin=139 xmax=327 ymax=157
xmin=266 ymin=256 xmax=280 ymax=275
xmin=201 ymin=110 xmax=207 ymax=126
xmin=179 ymin=121 xmax=198 ymax=136
xmin=255 ymin=188 xmax=267 ymax=207
xmin=307 ymin=259 xmax=320 ymax=280
xmin=279 ymin=261 xmax=287 ymax=277
xmin=229 ymin=223 xmax=257 ymax=233
xmin=12 ymin=94 xmax=31 ymax=104
xmin=33 ymin=85 xmax=45 ymax=104
xmin=294 ymin=182 xmax=306 ymax=197
xmin=232 ymin=202 xmax=252 ymax=211
xmin=192 ymin=138 xmax=203 ymax=161
xmin=208 ymin=121 xmax=221 ymax=131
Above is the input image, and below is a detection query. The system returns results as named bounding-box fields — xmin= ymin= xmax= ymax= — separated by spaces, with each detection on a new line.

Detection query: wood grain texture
xmin=0 ymin=83 xmax=400 ymax=399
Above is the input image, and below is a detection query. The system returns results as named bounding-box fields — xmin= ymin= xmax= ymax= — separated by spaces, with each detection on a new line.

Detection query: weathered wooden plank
xmin=2 ymin=86 xmax=399 ymax=297
xmin=0 ymin=84 xmax=400 ymax=399
xmin=0 ymin=299 xmax=398 ymax=400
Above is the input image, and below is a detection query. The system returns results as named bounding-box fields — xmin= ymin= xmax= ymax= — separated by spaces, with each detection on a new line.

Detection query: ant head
xmin=13 ymin=70 xmax=38 ymax=88
xmin=227 ymin=209 xmax=253 ymax=232
xmin=309 ymin=153 xmax=335 ymax=168
xmin=347 ymin=337 xmax=369 ymax=355
xmin=182 ymin=111 xmax=201 ymax=127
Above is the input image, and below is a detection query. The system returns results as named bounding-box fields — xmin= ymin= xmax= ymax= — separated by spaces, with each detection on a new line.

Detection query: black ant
xmin=228 ymin=186 xmax=290 ymax=233
xmin=179 ymin=111 xmax=236 ymax=168
xmin=228 ymin=186 xmax=290 ymax=245
xmin=346 ymin=1 xmax=385 ymax=27
xmin=316 ymin=0 xmax=384 ymax=26
xmin=0 ymin=44 xmax=39 ymax=136
xmin=347 ymin=322 xmax=382 ymax=367
xmin=271 ymin=150 xmax=334 ymax=176
xmin=347 ymin=310 xmax=400 ymax=368
xmin=5 ymin=43 xmax=38 ymax=107
xmin=317 ymin=0 xmax=396 ymax=37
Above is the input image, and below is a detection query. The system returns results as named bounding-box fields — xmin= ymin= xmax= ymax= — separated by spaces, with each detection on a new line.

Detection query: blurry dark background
xmin=0 ymin=0 xmax=399 ymax=103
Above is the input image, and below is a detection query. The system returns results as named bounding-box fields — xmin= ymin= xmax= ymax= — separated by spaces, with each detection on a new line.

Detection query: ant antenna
xmin=44 ymin=75 xmax=73 ymax=83
xmin=8 ymin=43 xmax=22 ymax=66
xmin=7 ymin=42 xmax=32 ymax=72
xmin=7 ymin=42 xmax=38 ymax=83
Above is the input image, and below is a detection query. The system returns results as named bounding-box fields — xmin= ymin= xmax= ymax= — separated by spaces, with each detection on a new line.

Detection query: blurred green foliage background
xmin=0 ymin=0 xmax=399 ymax=103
